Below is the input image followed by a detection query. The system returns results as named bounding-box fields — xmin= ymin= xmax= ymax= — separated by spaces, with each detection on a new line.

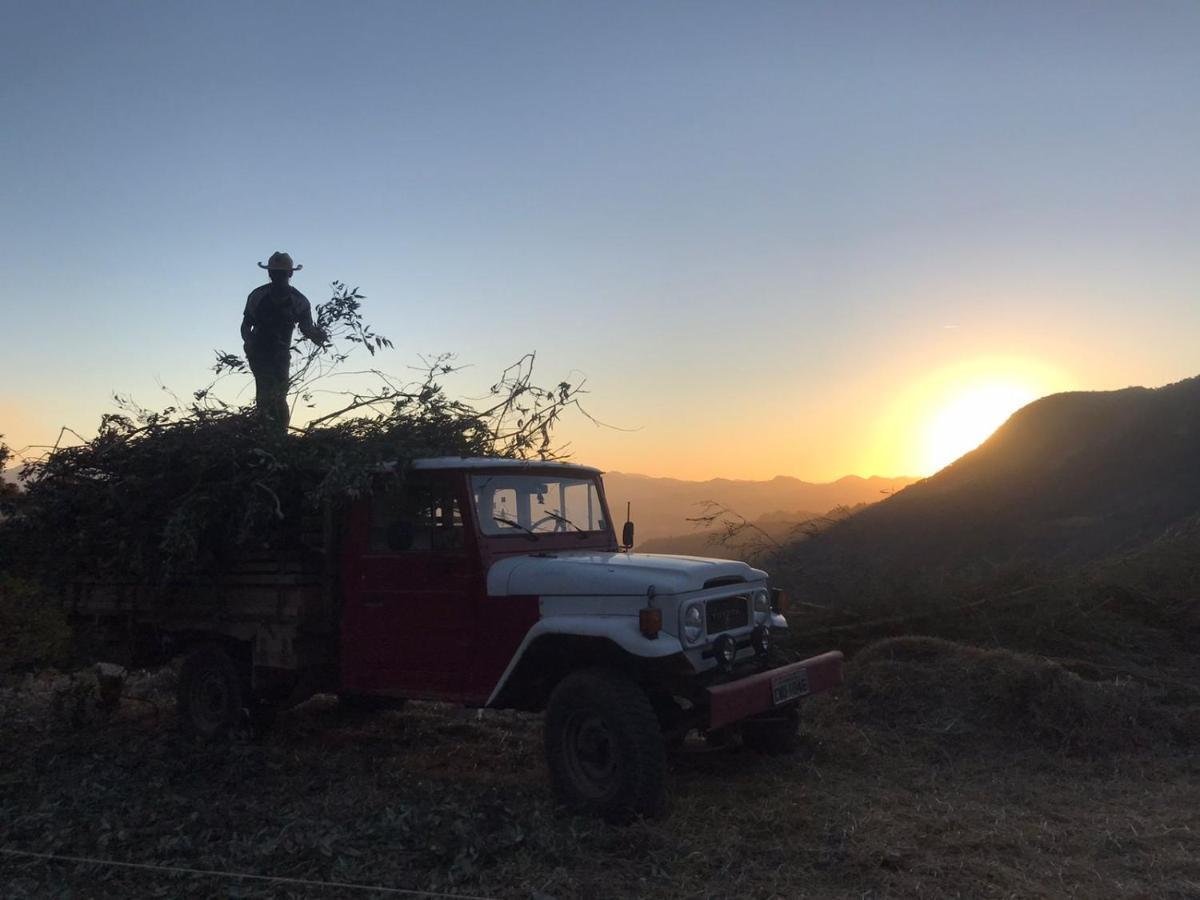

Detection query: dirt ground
xmin=2 ymin=651 xmax=1198 ymax=900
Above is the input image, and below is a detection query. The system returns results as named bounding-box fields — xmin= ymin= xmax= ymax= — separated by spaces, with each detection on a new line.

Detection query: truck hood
xmin=487 ymin=551 xmax=767 ymax=597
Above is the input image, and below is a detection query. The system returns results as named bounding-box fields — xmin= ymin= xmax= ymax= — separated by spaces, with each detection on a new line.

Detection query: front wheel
xmin=544 ymin=669 xmax=666 ymax=822
xmin=177 ymin=645 xmax=246 ymax=739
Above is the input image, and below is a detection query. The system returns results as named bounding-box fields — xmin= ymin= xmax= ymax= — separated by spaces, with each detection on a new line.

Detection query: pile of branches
xmin=0 ymin=283 xmax=589 ymax=583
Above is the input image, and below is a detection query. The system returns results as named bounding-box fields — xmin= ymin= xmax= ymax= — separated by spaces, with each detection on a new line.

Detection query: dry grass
xmin=2 ymin=645 xmax=1199 ymax=899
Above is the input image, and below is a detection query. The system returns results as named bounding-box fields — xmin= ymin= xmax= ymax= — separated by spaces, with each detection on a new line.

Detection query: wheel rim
xmin=562 ymin=711 xmax=618 ymax=798
xmin=189 ymin=668 xmax=232 ymax=734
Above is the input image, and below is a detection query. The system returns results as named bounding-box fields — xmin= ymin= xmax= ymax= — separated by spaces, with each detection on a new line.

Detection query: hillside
xmin=603 ymin=471 xmax=916 ymax=544
xmin=782 ymin=376 xmax=1200 ymax=594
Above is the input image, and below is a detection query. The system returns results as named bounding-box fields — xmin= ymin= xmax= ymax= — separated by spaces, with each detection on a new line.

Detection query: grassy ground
xmin=3 ymin=644 xmax=1198 ymax=899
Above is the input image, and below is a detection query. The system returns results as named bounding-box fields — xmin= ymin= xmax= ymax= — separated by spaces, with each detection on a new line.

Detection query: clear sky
xmin=2 ymin=1 xmax=1198 ymax=481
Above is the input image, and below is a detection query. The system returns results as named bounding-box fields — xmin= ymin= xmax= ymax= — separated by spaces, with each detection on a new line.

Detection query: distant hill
xmin=602 ymin=471 xmax=917 ymax=545
xmin=785 ymin=375 xmax=1200 ymax=605
xmin=635 ymin=509 xmax=823 ymax=559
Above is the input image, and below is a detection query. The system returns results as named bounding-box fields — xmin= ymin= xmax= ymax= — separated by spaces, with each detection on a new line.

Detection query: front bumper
xmin=705 ymin=650 xmax=844 ymax=730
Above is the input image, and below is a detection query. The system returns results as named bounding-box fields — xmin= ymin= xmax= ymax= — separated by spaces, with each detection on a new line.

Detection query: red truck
xmin=69 ymin=457 xmax=843 ymax=820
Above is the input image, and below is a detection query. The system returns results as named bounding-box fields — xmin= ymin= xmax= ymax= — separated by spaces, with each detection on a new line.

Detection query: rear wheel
xmin=177 ymin=646 xmax=245 ymax=739
xmin=544 ymin=669 xmax=666 ymax=822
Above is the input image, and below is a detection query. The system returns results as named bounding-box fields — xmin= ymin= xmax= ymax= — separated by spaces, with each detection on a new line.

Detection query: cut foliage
xmin=0 ymin=283 xmax=588 ymax=586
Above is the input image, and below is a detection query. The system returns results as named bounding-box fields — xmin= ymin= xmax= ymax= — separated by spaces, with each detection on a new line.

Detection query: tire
xmin=741 ymin=705 xmax=801 ymax=755
xmin=177 ymin=646 xmax=246 ymax=739
xmin=544 ymin=668 xmax=666 ymax=822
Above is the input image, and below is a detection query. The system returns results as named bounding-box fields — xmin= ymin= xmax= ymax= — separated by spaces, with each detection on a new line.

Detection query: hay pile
xmin=846 ymin=636 xmax=1198 ymax=753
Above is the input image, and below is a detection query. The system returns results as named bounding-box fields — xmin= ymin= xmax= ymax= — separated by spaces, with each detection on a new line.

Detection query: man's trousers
xmin=246 ymin=347 xmax=291 ymax=433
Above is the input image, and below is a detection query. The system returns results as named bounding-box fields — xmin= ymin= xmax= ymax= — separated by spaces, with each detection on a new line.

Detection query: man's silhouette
xmin=241 ymin=251 xmax=327 ymax=431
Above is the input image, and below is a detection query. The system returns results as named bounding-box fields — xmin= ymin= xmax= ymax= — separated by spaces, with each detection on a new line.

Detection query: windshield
xmin=472 ymin=473 xmax=608 ymax=536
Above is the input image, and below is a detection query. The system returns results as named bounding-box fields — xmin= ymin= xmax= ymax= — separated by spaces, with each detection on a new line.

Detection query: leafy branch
xmin=686 ymin=502 xmax=786 ymax=563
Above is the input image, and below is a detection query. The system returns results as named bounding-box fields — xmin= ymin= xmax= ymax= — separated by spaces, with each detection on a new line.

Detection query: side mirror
xmin=621 ymin=520 xmax=635 ymax=549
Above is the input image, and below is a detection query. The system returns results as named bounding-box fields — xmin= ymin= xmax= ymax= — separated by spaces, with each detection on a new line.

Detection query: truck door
xmin=340 ymin=473 xmax=479 ymax=699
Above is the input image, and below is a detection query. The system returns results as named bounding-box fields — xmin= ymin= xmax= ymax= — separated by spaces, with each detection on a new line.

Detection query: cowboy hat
xmin=258 ymin=251 xmax=303 ymax=272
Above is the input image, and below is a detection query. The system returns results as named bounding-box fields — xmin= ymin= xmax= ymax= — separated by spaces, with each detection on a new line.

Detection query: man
xmin=241 ymin=251 xmax=328 ymax=431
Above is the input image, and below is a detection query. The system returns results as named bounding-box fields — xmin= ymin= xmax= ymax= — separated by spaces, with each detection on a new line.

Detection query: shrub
xmin=0 ymin=574 xmax=71 ymax=672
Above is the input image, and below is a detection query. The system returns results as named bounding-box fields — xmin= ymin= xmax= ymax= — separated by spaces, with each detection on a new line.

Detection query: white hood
xmin=487 ymin=551 xmax=767 ymax=597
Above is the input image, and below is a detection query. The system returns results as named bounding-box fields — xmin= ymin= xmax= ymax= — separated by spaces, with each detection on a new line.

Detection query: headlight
xmin=753 ymin=589 xmax=771 ymax=625
xmin=682 ymin=603 xmax=704 ymax=645
xmin=752 ymin=589 xmax=770 ymax=616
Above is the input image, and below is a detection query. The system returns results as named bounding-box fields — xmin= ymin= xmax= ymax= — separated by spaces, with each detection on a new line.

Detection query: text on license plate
xmin=771 ymin=668 xmax=810 ymax=705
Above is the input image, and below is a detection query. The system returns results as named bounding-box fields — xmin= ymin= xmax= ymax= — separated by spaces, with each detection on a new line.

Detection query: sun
xmin=921 ymin=380 xmax=1039 ymax=474
xmin=865 ymin=357 xmax=1070 ymax=480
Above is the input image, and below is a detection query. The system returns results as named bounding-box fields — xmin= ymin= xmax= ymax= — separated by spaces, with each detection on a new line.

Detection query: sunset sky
xmin=3 ymin=2 xmax=1198 ymax=482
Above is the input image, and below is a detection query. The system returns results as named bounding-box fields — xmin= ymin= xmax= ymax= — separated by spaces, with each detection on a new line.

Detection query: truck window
xmin=369 ymin=478 xmax=464 ymax=553
xmin=472 ymin=474 xmax=607 ymax=535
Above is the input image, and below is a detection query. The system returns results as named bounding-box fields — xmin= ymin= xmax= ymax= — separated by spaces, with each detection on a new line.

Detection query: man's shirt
xmin=243 ymin=284 xmax=315 ymax=352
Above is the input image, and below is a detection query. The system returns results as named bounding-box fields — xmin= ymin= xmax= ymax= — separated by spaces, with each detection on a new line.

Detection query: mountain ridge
xmin=603 ymin=470 xmax=919 ymax=544
xmin=783 ymin=375 xmax=1200 ymax=606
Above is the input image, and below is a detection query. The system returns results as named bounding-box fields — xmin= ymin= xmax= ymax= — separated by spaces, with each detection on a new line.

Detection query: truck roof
xmin=408 ymin=456 xmax=603 ymax=475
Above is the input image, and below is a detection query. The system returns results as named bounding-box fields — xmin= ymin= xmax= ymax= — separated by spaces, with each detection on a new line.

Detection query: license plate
xmin=771 ymin=668 xmax=810 ymax=705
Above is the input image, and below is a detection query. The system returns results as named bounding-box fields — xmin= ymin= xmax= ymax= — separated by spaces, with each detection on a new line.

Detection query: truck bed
xmin=65 ymin=554 xmax=339 ymax=673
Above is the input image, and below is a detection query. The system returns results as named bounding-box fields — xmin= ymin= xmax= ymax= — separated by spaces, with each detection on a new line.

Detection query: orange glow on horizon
xmin=2 ymin=357 xmax=1083 ymax=485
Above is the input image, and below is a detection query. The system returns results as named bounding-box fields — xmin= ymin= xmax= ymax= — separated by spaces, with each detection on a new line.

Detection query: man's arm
xmin=241 ymin=291 xmax=258 ymax=346
xmin=293 ymin=292 xmax=328 ymax=345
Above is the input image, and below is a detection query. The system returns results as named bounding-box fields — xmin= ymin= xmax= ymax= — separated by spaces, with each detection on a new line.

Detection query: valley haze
xmin=603 ymin=470 xmax=917 ymax=545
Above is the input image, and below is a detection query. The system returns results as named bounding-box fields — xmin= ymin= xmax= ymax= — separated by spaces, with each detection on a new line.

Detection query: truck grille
xmin=705 ymin=595 xmax=748 ymax=633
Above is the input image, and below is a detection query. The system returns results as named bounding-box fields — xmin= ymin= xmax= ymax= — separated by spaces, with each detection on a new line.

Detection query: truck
xmin=67 ymin=456 xmax=843 ymax=820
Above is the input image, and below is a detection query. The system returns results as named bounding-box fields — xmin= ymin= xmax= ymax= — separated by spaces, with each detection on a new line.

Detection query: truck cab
xmin=332 ymin=457 xmax=843 ymax=818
